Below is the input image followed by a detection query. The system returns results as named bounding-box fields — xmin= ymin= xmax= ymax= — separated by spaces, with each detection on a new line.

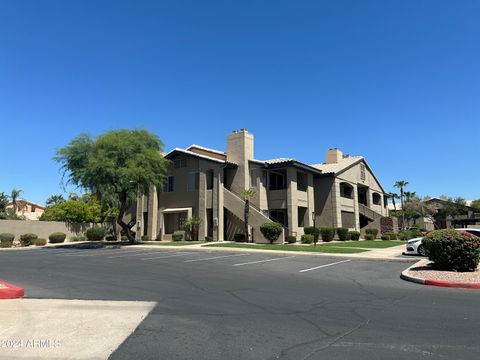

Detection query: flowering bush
xmin=422 ymin=229 xmax=480 ymax=272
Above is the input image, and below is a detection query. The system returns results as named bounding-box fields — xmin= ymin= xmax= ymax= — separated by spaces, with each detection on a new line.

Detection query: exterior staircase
xmin=223 ymin=188 xmax=283 ymax=243
xmin=358 ymin=204 xmax=385 ymax=235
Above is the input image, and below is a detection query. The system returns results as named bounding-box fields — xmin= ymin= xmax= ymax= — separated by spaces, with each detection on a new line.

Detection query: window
xmin=188 ymin=172 xmax=199 ymax=191
xmin=250 ymin=169 xmax=257 ymax=187
xmin=31 ymin=205 xmax=36 ymax=212
xmin=206 ymin=170 xmax=214 ymax=190
xmin=269 ymin=210 xmax=288 ymax=227
xmin=174 ymin=158 xmax=187 ymax=169
xmin=298 ymin=207 xmax=307 ymax=227
xmin=163 ymin=176 xmax=174 ymax=192
xmin=269 ymin=171 xmax=286 ymax=190
xmin=340 ymin=183 xmax=353 ymax=199
xmin=297 ymin=172 xmax=308 ymax=192
xmin=360 ymin=164 xmax=366 ymax=181
xmin=262 ymin=171 xmax=268 ymax=187
xmin=372 ymin=193 xmax=381 ymax=205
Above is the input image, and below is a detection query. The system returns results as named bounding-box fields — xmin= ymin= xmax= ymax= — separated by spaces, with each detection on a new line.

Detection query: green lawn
xmin=202 ymin=243 xmax=367 ymax=254
xmin=140 ymin=241 xmax=205 ymax=246
xmin=323 ymin=240 xmax=404 ymax=249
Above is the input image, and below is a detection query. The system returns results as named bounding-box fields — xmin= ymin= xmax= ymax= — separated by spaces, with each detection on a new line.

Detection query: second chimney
xmin=326 ymin=148 xmax=343 ymax=164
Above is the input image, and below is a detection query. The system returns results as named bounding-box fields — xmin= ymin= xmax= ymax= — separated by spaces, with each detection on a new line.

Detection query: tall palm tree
xmin=10 ymin=188 xmax=23 ymax=213
xmin=394 ymin=180 xmax=409 ymax=229
xmin=404 ymin=191 xmax=417 ymax=202
xmin=388 ymin=192 xmax=399 ymax=212
xmin=240 ymin=188 xmax=256 ymax=243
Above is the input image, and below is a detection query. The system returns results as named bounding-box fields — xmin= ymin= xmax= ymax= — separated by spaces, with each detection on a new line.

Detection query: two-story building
xmin=136 ymin=129 xmax=389 ymax=242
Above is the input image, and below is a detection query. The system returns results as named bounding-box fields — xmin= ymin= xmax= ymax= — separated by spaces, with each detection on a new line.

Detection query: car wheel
xmin=417 ymin=245 xmax=426 ymax=257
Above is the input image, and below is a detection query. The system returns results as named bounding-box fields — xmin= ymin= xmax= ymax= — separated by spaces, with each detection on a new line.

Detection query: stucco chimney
xmin=226 ymin=129 xmax=254 ymax=193
xmin=326 ymin=148 xmax=343 ymax=164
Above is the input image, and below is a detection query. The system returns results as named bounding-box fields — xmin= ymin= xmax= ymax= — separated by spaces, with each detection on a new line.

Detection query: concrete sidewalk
xmin=0 ymin=299 xmax=156 ymax=359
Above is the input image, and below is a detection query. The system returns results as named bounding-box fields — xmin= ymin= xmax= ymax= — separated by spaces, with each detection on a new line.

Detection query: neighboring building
xmin=136 ymin=130 xmax=389 ymax=242
xmin=425 ymin=198 xmax=480 ymax=229
xmin=6 ymin=199 xmax=45 ymax=220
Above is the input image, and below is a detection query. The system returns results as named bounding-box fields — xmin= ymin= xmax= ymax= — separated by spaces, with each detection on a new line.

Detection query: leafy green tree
xmin=54 ymin=130 xmax=169 ymax=242
xmin=0 ymin=192 xmax=9 ymax=219
xmin=46 ymin=194 xmax=65 ymax=207
xmin=40 ymin=200 xmax=102 ymax=223
xmin=240 ymin=188 xmax=256 ymax=243
xmin=471 ymin=199 xmax=480 ymax=212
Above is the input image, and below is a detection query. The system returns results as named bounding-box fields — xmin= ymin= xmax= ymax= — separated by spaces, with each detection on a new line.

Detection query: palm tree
xmin=240 ymin=188 xmax=256 ymax=243
xmin=394 ymin=181 xmax=409 ymax=229
xmin=404 ymin=191 xmax=417 ymax=202
xmin=388 ymin=192 xmax=399 ymax=212
xmin=10 ymin=188 xmax=23 ymax=213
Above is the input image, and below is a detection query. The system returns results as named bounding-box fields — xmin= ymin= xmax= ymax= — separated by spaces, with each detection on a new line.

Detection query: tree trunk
xmin=244 ymin=200 xmax=250 ymax=243
xmin=117 ymin=192 xmax=136 ymax=244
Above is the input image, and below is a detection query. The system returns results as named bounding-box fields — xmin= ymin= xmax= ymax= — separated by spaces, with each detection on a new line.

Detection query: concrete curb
xmin=0 ymin=281 xmax=25 ymax=299
xmin=400 ymin=262 xmax=480 ymax=290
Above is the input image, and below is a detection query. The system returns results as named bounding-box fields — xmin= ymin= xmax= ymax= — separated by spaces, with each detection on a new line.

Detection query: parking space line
xmin=108 ymin=250 xmax=173 ymax=259
xmin=233 ymin=256 xmax=295 ymax=267
xmin=60 ymin=249 xmax=143 ymax=257
xmin=141 ymin=252 xmax=195 ymax=261
xmin=184 ymin=253 xmax=249 ymax=263
xmin=299 ymin=259 xmax=351 ymax=273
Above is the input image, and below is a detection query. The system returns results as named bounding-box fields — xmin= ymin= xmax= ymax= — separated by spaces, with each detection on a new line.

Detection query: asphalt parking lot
xmin=1 ymin=246 xmax=480 ymax=360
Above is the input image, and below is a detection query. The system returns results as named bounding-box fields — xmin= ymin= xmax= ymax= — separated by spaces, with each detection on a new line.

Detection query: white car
xmin=404 ymin=228 xmax=480 ymax=256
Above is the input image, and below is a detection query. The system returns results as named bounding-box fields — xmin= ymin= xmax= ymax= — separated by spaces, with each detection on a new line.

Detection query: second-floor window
xmin=360 ymin=163 xmax=366 ymax=181
xmin=206 ymin=170 xmax=214 ymax=190
xmin=250 ymin=169 xmax=257 ymax=187
xmin=174 ymin=158 xmax=187 ymax=169
xmin=188 ymin=172 xmax=199 ymax=191
xmin=269 ymin=171 xmax=286 ymax=190
xmin=163 ymin=176 xmax=174 ymax=192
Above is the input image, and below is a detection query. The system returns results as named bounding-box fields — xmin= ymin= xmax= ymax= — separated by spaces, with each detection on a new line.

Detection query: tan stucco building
xmin=6 ymin=200 xmax=45 ymax=220
xmin=136 ymin=130 xmax=389 ymax=242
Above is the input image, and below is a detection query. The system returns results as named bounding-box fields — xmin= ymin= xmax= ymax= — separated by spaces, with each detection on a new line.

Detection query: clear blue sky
xmin=1 ymin=0 xmax=479 ymax=205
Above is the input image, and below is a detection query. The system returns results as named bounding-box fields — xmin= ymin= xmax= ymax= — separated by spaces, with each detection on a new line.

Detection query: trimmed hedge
xmin=381 ymin=234 xmax=390 ymax=240
xmin=399 ymin=230 xmax=423 ymax=240
xmin=234 ymin=233 xmax=246 ymax=242
xmin=85 ymin=227 xmax=106 ymax=241
xmin=0 ymin=233 xmax=15 ymax=243
xmin=304 ymin=226 xmax=320 ymax=241
xmin=285 ymin=235 xmax=297 ymax=244
xmin=383 ymin=232 xmax=398 ymax=240
xmin=20 ymin=233 xmax=38 ymax=247
xmin=365 ymin=228 xmax=379 ymax=238
xmin=205 ymin=236 xmax=213 ymax=242
xmin=141 ymin=235 xmax=151 ymax=242
xmin=70 ymin=235 xmax=87 ymax=242
xmin=35 ymin=238 xmax=47 ymax=246
xmin=348 ymin=231 xmax=360 ymax=241
xmin=49 ymin=232 xmax=66 ymax=243
xmin=423 ymin=229 xmax=480 ymax=272
xmin=260 ymin=221 xmax=283 ymax=244
xmin=336 ymin=228 xmax=349 ymax=241
xmin=365 ymin=234 xmax=375 ymax=240
xmin=301 ymin=234 xmax=314 ymax=244
xmin=320 ymin=228 xmax=335 ymax=242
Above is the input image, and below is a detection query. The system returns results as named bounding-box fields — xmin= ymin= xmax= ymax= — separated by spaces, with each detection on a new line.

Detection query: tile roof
xmin=186 ymin=144 xmax=226 ymax=156
xmin=310 ymin=156 xmax=363 ymax=174
xmin=164 ymin=148 xmax=236 ymax=165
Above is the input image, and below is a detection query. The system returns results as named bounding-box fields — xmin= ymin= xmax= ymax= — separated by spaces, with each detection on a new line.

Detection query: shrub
xmin=383 ymin=232 xmax=397 ymax=240
xmin=381 ymin=234 xmax=390 ymax=240
xmin=365 ymin=228 xmax=379 ymax=238
xmin=85 ymin=227 xmax=106 ymax=241
xmin=285 ymin=235 xmax=297 ymax=244
xmin=365 ymin=234 xmax=375 ymax=240
xmin=172 ymin=231 xmax=183 ymax=241
xmin=49 ymin=232 xmax=66 ymax=243
xmin=70 ymin=235 xmax=87 ymax=242
xmin=260 ymin=221 xmax=283 ymax=244
xmin=348 ymin=231 xmax=360 ymax=241
xmin=301 ymin=234 xmax=314 ymax=244
xmin=304 ymin=226 xmax=320 ymax=241
xmin=320 ymin=228 xmax=335 ymax=242
xmin=141 ymin=235 xmax=151 ymax=242
xmin=423 ymin=229 xmax=480 ymax=272
xmin=35 ymin=238 xmax=47 ymax=246
xmin=399 ymin=230 xmax=422 ymax=241
xmin=20 ymin=233 xmax=38 ymax=247
xmin=234 ymin=233 xmax=246 ymax=242
xmin=0 ymin=233 xmax=15 ymax=243
xmin=336 ymin=228 xmax=349 ymax=241
xmin=105 ymin=235 xmax=117 ymax=241
xmin=121 ymin=235 xmax=128 ymax=241
xmin=205 ymin=236 xmax=213 ymax=242
xmin=0 ymin=241 xmax=13 ymax=248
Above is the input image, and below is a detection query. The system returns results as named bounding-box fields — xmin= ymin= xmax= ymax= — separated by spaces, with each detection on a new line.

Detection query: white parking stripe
xmin=183 ymin=253 xmax=249 ymax=263
xmin=233 ymin=256 xmax=295 ymax=267
xmin=108 ymin=250 xmax=172 ymax=259
xmin=141 ymin=252 xmax=195 ymax=261
xmin=61 ymin=249 xmax=144 ymax=257
xmin=299 ymin=259 xmax=351 ymax=273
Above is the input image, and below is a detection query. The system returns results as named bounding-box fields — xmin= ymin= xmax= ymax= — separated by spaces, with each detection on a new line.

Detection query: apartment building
xmin=136 ymin=129 xmax=389 ymax=242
